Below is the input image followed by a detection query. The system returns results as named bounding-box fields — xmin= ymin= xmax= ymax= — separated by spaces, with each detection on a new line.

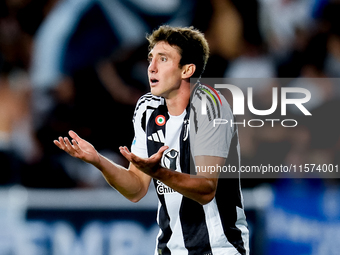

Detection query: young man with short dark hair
xmin=54 ymin=25 xmax=249 ymax=255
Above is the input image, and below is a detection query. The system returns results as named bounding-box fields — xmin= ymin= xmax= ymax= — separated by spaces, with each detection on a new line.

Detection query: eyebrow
xmin=148 ymin=52 xmax=168 ymax=58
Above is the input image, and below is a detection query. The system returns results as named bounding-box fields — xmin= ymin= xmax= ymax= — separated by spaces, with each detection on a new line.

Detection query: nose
xmin=148 ymin=58 xmax=157 ymax=73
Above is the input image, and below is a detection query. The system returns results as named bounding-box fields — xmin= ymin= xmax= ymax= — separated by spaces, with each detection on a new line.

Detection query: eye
xmin=161 ymin=57 xmax=167 ymax=62
xmin=147 ymin=57 xmax=152 ymax=63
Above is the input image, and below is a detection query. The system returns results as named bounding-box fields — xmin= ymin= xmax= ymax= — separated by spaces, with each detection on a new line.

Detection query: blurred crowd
xmin=0 ymin=0 xmax=340 ymax=189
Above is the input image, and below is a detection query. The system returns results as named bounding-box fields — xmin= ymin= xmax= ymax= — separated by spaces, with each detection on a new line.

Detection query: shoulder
xmin=191 ymin=83 xmax=230 ymax=120
xmin=190 ymin=83 xmax=235 ymax=134
xmin=133 ymin=93 xmax=165 ymax=122
xmin=135 ymin=93 xmax=164 ymax=110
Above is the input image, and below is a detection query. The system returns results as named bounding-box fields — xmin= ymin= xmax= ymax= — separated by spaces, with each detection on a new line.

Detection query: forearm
xmin=119 ymin=147 xmax=219 ymax=204
xmin=54 ymin=132 xmax=148 ymax=202
xmin=152 ymin=167 xmax=217 ymax=205
xmin=94 ymin=154 xmax=147 ymax=202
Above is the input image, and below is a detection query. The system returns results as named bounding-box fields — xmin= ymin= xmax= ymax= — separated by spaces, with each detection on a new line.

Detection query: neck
xmin=165 ymin=81 xmax=190 ymax=116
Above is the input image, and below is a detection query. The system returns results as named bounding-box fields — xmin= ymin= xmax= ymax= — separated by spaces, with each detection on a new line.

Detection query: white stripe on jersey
xmin=203 ymin=199 xmax=239 ymax=254
xmin=157 ymin=130 xmax=165 ymax=143
xmin=161 ymin=111 xmax=187 ymax=253
xmin=165 ymin=193 xmax=187 ymax=254
xmin=152 ymin=133 xmax=160 ymax=142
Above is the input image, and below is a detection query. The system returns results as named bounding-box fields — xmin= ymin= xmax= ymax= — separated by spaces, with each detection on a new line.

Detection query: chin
xmin=150 ymin=87 xmax=162 ymax=97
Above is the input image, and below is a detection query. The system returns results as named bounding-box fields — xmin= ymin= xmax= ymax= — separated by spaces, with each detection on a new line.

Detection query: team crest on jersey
xmin=155 ymin=115 xmax=166 ymax=126
xmin=161 ymin=148 xmax=179 ymax=170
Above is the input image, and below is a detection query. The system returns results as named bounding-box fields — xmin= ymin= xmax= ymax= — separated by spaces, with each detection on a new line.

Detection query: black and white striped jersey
xmin=131 ymin=84 xmax=249 ymax=255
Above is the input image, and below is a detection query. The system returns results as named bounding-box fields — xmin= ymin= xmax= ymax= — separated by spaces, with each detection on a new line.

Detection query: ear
xmin=181 ymin=64 xmax=196 ymax=79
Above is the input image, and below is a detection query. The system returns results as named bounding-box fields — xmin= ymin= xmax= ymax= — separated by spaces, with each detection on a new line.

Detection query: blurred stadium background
xmin=0 ymin=0 xmax=340 ymax=254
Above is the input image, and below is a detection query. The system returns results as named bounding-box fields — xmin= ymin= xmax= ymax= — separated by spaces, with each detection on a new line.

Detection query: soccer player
xmin=54 ymin=25 xmax=249 ymax=255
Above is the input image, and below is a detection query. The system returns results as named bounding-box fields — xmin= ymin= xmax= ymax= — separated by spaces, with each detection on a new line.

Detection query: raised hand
xmin=119 ymin=145 xmax=168 ymax=176
xmin=54 ymin=130 xmax=100 ymax=165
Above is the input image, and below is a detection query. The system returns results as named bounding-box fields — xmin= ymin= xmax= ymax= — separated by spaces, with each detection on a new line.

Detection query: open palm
xmin=54 ymin=130 xmax=100 ymax=165
xmin=119 ymin=145 xmax=168 ymax=175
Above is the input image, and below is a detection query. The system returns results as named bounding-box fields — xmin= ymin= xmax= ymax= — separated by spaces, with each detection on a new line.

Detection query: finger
xmin=72 ymin=139 xmax=81 ymax=152
xmin=53 ymin=139 xmax=62 ymax=148
xmin=122 ymin=147 xmax=144 ymax=166
xmin=64 ymin=137 xmax=75 ymax=152
xmin=130 ymin=152 xmax=145 ymax=165
xmin=151 ymin=145 xmax=169 ymax=160
xmin=58 ymin=137 xmax=67 ymax=150
xmin=65 ymin=137 xmax=73 ymax=147
xmin=119 ymin=146 xmax=131 ymax=154
xmin=119 ymin=146 xmax=132 ymax=161
xmin=119 ymin=146 xmax=126 ymax=154
xmin=158 ymin=145 xmax=169 ymax=154
xmin=69 ymin=130 xmax=81 ymax=142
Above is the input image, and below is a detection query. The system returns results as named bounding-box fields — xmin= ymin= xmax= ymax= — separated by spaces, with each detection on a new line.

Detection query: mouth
xmin=150 ymin=78 xmax=159 ymax=86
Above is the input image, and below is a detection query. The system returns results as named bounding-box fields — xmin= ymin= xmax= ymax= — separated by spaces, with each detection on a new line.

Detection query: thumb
xmin=149 ymin=145 xmax=168 ymax=162
xmin=155 ymin=146 xmax=169 ymax=158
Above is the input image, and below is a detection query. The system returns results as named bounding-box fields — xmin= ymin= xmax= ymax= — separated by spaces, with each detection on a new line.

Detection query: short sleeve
xmin=191 ymin=90 xmax=234 ymax=159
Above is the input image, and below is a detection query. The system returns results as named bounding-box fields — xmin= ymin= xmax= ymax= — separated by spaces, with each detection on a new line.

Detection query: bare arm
xmin=120 ymin=146 xmax=224 ymax=205
xmin=54 ymin=130 xmax=153 ymax=202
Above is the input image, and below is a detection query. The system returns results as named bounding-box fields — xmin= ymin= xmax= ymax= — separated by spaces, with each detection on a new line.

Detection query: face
xmin=147 ymin=41 xmax=184 ymax=98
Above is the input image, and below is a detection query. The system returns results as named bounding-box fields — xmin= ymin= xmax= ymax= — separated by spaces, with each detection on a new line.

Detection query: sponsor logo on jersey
xmin=156 ymin=180 xmax=176 ymax=195
xmin=155 ymin=115 xmax=166 ymax=126
xmin=147 ymin=130 xmax=165 ymax=143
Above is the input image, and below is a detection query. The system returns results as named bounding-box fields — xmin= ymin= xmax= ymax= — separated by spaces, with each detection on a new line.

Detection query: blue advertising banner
xmin=0 ymin=186 xmax=259 ymax=255
xmin=265 ymin=179 xmax=340 ymax=255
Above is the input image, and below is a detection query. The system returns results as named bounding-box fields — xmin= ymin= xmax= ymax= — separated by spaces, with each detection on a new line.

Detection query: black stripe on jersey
xmin=146 ymin=103 xmax=172 ymax=254
xmin=209 ymin=91 xmax=221 ymax=119
xmin=139 ymin=106 xmax=159 ymax=132
xmin=147 ymin=106 xmax=158 ymax=110
xmin=190 ymin=83 xmax=200 ymax=134
xmin=140 ymin=105 xmax=158 ymax=132
xmin=216 ymin=181 xmax=246 ymax=255
xmin=155 ymin=180 xmax=172 ymax=255
xmin=141 ymin=111 xmax=146 ymax=132
xmin=215 ymin=132 xmax=246 ymax=255
xmin=195 ymin=90 xmax=212 ymax=121
xmin=204 ymin=85 xmax=221 ymax=119
xmin=179 ymin=197 xmax=212 ymax=255
xmin=197 ymin=85 xmax=222 ymax=119
xmin=198 ymin=88 xmax=216 ymax=119
xmin=190 ymin=103 xmax=199 ymax=134
xmin=134 ymin=93 xmax=155 ymax=111
xmin=179 ymin=124 xmax=212 ymax=255
xmin=205 ymin=93 xmax=215 ymax=121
